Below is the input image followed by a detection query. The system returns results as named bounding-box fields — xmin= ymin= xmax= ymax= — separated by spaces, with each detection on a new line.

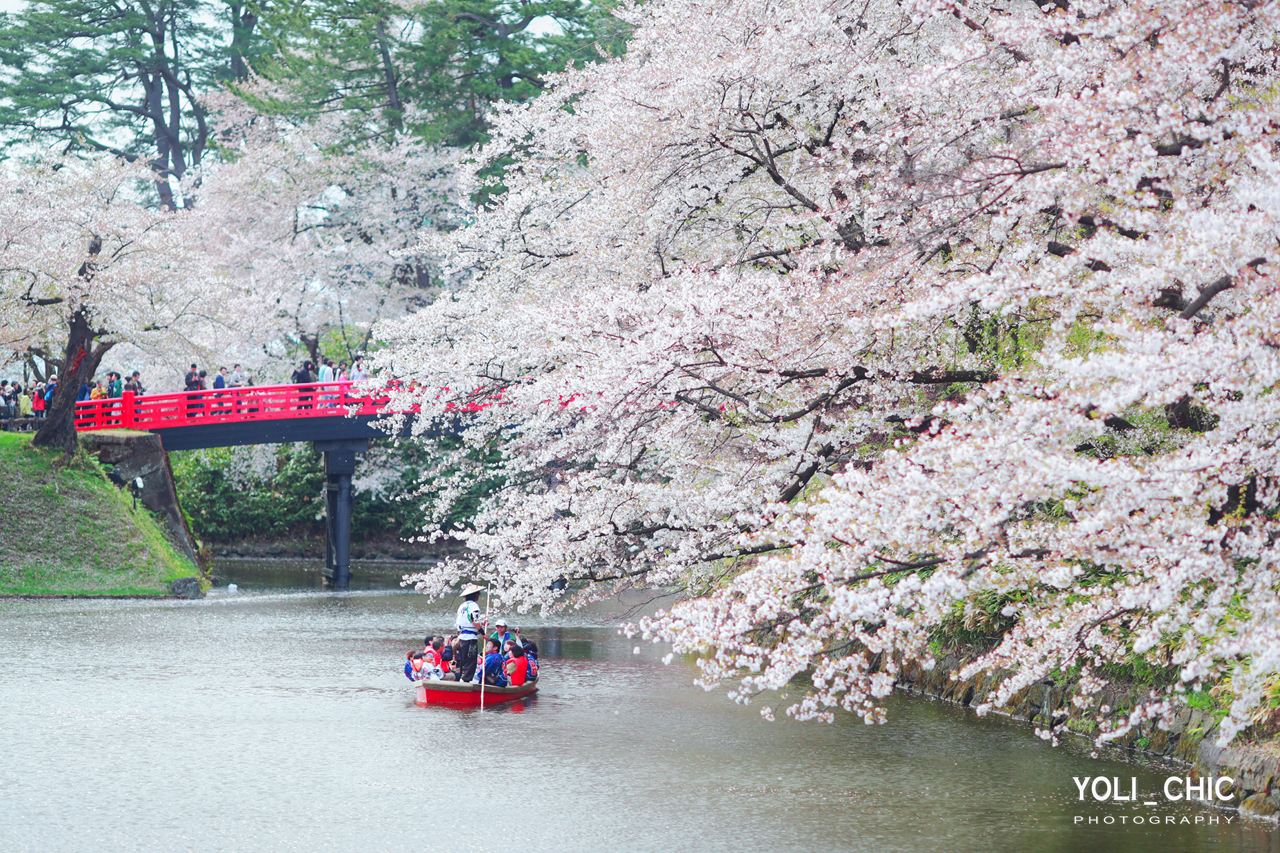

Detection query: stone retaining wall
xmin=895 ymin=653 xmax=1280 ymax=818
xmin=79 ymin=430 xmax=201 ymax=571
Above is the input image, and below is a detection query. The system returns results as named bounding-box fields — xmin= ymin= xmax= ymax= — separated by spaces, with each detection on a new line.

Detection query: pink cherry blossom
xmin=380 ymin=0 xmax=1280 ymax=745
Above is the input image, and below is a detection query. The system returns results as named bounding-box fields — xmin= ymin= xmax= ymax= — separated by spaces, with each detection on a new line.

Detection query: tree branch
xmin=1178 ymin=258 xmax=1266 ymax=319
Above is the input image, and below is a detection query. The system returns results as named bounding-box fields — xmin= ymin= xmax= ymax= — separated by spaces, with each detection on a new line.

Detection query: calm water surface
xmin=1 ymin=562 xmax=1277 ymax=853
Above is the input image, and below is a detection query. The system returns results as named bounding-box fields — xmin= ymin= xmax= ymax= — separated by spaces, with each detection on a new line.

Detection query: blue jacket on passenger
xmin=483 ymin=652 xmax=508 ymax=687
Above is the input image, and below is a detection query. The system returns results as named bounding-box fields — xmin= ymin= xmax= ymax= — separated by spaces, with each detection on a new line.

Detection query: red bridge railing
xmin=74 ymin=382 xmax=387 ymax=432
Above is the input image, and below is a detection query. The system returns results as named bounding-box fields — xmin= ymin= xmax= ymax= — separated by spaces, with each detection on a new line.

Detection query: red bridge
xmin=73 ymin=381 xmax=439 ymax=591
xmin=74 ymin=381 xmax=407 ymax=451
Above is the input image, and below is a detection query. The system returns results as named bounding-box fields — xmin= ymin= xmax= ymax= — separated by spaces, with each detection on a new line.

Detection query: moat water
xmin=0 ymin=561 xmax=1276 ymax=852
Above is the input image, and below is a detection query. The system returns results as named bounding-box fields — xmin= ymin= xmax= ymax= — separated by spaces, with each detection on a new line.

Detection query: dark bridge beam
xmin=147 ymin=414 xmax=406 ymax=452
xmin=145 ymin=413 xmax=464 ymax=451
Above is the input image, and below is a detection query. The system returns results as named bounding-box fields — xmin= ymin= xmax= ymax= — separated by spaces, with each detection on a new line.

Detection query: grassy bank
xmin=0 ymin=433 xmax=197 ymax=595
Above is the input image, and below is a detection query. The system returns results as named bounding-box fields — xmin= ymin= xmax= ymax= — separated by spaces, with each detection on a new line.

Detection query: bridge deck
xmin=74 ymin=382 xmax=450 ymax=450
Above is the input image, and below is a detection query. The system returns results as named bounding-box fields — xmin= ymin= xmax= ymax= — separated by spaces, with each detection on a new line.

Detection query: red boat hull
xmin=413 ymin=680 xmax=538 ymax=707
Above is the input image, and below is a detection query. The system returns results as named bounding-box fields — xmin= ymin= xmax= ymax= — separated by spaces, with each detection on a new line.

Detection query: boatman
xmin=455 ymin=583 xmax=486 ymax=684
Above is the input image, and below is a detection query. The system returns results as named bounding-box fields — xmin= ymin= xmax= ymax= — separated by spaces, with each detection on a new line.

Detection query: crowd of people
xmin=0 ymin=369 xmax=150 ymax=424
xmin=403 ymin=584 xmax=540 ymax=689
xmin=183 ymin=363 xmax=251 ymax=392
xmin=289 ymin=357 xmax=368 ymax=385
xmin=0 ymin=377 xmax=46 ymax=422
xmin=79 ymin=370 xmax=146 ymax=401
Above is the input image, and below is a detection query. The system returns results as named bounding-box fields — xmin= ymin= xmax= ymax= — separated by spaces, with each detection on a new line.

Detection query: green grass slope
xmin=0 ymin=433 xmax=197 ymax=595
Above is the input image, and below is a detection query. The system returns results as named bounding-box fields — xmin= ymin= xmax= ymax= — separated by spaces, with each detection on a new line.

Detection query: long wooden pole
xmin=479 ymin=585 xmax=491 ymax=712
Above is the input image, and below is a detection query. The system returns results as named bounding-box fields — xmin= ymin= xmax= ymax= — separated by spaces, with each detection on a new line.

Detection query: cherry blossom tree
xmin=190 ymin=83 xmax=464 ymax=377
xmin=0 ymin=0 xmax=263 ymax=210
xmin=0 ymin=156 xmax=232 ymax=452
xmin=377 ymin=0 xmax=1279 ymax=744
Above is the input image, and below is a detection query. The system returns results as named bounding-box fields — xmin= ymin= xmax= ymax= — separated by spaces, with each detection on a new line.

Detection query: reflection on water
xmin=0 ymin=562 xmax=1276 ymax=853
xmin=216 ymin=558 xmax=420 ymax=591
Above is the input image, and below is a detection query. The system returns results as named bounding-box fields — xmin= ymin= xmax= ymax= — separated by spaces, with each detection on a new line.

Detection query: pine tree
xmin=0 ymin=0 xmax=266 ymax=208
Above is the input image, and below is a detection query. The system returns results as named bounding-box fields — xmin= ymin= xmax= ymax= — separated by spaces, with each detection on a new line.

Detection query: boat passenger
xmin=422 ymin=640 xmax=443 ymax=676
xmin=522 ymin=639 xmax=539 ymax=682
xmin=409 ymin=652 xmax=426 ymax=680
xmin=419 ymin=651 xmax=442 ymax=681
xmin=482 ymin=638 xmax=508 ymax=687
xmin=489 ymin=619 xmax=516 ymax=651
xmin=404 ymin=651 xmax=416 ymax=681
xmin=504 ymin=641 xmax=529 ymax=687
xmin=430 ymin=636 xmax=454 ymax=680
xmin=422 ymin=636 xmax=435 ymax=661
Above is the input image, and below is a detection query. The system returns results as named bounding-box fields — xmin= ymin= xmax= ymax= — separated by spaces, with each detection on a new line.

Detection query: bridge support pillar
xmin=317 ymin=439 xmax=368 ymax=590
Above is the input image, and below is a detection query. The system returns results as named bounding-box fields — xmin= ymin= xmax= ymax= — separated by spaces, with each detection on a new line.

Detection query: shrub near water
xmin=0 ymin=433 xmax=196 ymax=594
xmin=169 ymin=440 xmax=498 ymax=544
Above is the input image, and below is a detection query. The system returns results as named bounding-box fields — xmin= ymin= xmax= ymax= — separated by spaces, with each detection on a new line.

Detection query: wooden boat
xmin=412 ymin=678 xmax=538 ymax=707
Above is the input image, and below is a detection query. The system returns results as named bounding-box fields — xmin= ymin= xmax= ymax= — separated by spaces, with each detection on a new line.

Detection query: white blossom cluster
xmin=0 ymin=82 xmax=465 ymax=388
xmin=191 ymin=83 xmax=465 ymax=380
xmin=378 ymin=0 xmax=1280 ymax=743
xmin=0 ymin=156 xmax=223 ymax=366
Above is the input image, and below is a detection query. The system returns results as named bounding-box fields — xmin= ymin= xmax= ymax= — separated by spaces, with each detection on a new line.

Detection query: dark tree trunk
xmin=228 ymin=4 xmax=258 ymax=81
xmin=33 ymin=307 xmax=112 ymax=456
xmin=299 ymin=332 xmax=321 ymax=368
xmin=375 ymin=17 xmax=403 ymax=127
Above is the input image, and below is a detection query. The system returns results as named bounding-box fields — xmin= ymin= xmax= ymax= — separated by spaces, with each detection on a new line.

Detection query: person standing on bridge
xmin=455 ymin=584 xmax=487 ymax=685
xmin=292 ymin=360 xmax=314 ymax=410
xmin=212 ymin=367 xmax=230 ymax=416
xmin=187 ymin=369 xmax=207 ymax=418
xmin=183 ymin=364 xmax=199 ymax=418
xmin=317 ymin=359 xmax=337 ymax=408
xmin=229 ymin=364 xmax=243 ymax=388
